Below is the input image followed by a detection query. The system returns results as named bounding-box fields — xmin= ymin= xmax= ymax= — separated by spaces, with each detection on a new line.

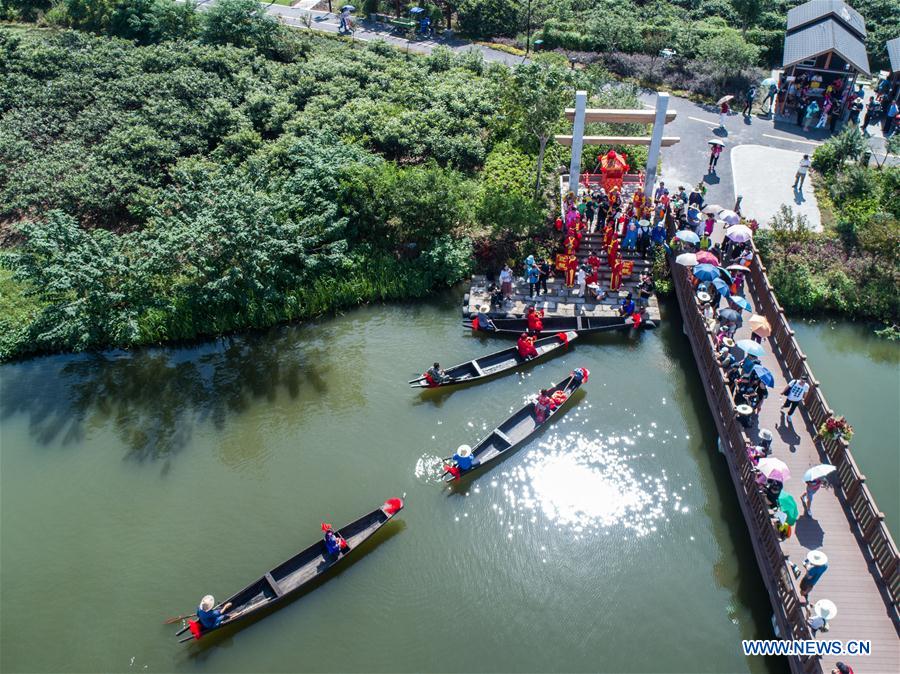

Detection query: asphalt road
xmin=201 ymin=0 xmax=896 ymax=224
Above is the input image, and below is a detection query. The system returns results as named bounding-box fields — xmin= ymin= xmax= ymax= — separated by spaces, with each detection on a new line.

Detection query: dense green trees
xmin=2 ymin=23 xmax=641 ymax=359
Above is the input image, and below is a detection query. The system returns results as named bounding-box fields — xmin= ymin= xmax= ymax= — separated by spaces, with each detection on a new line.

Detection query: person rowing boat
xmin=534 ymin=389 xmax=553 ymax=423
xmin=472 ymin=306 xmax=497 ymax=332
xmin=526 ymin=305 xmax=544 ymax=335
xmin=322 ymin=523 xmax=348 ymax=556
xmin=196 ymin=595 xmax=232 ymax=630
xmin=517 ymin=332 xmax=538 ymax=359
xmin=423 ymin=362 xmax=452 ymax=386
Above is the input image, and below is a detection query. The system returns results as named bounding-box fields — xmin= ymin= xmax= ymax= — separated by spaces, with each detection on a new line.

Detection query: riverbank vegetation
xmin=0 ymin=3 xmax=647 ymax=360
xmin=754 ymin=129 xmax=899 ymax=325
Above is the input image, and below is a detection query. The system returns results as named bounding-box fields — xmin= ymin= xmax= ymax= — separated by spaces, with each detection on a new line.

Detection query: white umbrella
xmin=803 ymin=464 xmax=837 ymax=482
xmin=675 ymin=252 xmax=698 ymax=266
xmin=717 ymin=95 xmax=734 ymax=105
xmin=702 ymin=204 xmax=724 ymax=215
xmin=719 ymin=209 xmax=740 ymax=225
xmin=761 ymin=77 xmax=777 ymax=88
xmin=726 ymin=224 xmax=753 ymax=242
xmin=757 ymin=457 xmax=791 ymax=482
xmin=675 ymin=230 xmax=700 ymax=244
xmin=813 ymin=599 xmax=837 ymax=621
xmin=708 ymin=139 xmax=725 ymax=147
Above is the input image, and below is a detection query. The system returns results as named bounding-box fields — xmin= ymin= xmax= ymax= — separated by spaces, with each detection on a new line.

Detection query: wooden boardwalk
xmin=670 ymin=249 xmax=900 ymax=673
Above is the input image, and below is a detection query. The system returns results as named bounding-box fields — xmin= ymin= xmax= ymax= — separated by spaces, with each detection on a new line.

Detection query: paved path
xmin=731 ymin=145 xmax=822 ymax=231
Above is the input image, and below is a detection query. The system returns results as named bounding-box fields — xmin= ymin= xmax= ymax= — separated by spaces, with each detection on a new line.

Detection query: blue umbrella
xmin=712 ymin=278 xmax=731 ymax=295
xmin=730 ymin=295 xmax=752 ymax=312
xmin=718 ymin=308 xmax=741 ymax=323
xmin=692 ymin=263 xmax=720 ymax=281
xmin=717 ymin=267 xmax=733 ymax=284
xmin=753 ymin=365 xmax=775 ymax=387
xmin=687 ymin=206 xmax=701 ymax=222
xmin=737 ymin=339 xmax=765 ymax=357
xmin=675 ymin=230 xmax=700 ymax=244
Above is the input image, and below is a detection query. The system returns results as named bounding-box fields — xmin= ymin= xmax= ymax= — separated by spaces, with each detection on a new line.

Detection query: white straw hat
xmin=456 ymin=444 xmax=472 ymax=458
xmin=806 ymin=550 xmax=828 ymax=567
xmin=813 ymin=599 xmax=837 ymax=620
xmin=200 ymin=595 xmax=215 ymax=611
xmin=759 ymin=428 xmax=773 ymax=441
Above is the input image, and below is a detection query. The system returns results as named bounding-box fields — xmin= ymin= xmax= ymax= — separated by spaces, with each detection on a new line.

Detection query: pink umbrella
xmin=757 ymin=457 xmax=791 ymax=482
xmin=696 ymin=251 xmax=719 ymax=265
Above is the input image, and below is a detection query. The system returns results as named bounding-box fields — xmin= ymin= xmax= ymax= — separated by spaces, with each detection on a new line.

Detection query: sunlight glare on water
xmin=497 ymin=428 xmax=687 ymax=538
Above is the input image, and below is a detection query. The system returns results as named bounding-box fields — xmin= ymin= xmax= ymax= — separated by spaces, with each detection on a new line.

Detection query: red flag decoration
xmin=188 ymin=620 xmax=203 ymax=640
xmin=573 ymin=367 xmax=590 ymax=383
xmin=382 ymin=498 xmax=404 ymax=515
xmin=556 ymin=331 xmax=569 ymax=345
xmin=445 ymin=464 xmax=461 ymax=480
xmin=339 ymin=536 xmax=349 ymax=549
xmin=471 ymin=316 xmax=479 ymax=331
xmin=321 ymin=522 xmax=333 ymax=532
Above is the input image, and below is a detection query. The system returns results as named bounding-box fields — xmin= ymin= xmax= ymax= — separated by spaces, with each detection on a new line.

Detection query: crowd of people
xmin=678 ymin=207 xmax=848 ymax=644
xmin=735 ymin=70 xmax=899 ymax=138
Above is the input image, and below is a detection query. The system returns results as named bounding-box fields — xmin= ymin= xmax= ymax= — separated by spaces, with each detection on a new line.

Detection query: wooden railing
xmin=667 ymin=251 xmax=820 ymax=674
xmin=747 ymin=251 xmax=900 ymax=612
xmin=668 ymin=234 xmax=900 ymax=671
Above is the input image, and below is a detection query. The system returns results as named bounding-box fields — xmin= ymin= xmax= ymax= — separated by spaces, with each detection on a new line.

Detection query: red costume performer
xmin=610 ymin=256 xmax=624 ymax=291
xmin=564 ymin=254 xmax=578 ymax=287
xmin=564 ymin=234 xmax=579 ymax=255
xmin=602 ymin=223 xmax=614 ymax=250
xmin=517 ymin=333 xmax=538 ymax=359
xmin=586 ymin=252 xmax=601 ymax=271
xmin=526 ymin=306 xmax=544 ymax=334
xmin=607 ymin=237 xmax=620 ymax=267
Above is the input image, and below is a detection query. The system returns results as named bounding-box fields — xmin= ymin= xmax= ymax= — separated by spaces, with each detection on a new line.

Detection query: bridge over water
xmin=669 ymin=238 xmax=900 ymax=673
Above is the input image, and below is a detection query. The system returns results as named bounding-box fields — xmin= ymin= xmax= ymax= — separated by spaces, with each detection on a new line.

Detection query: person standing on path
xmin=526 ymin=263 xmax=541 ymax=298
xmin=719 ymin=100 xmax=730 ymax=128
xmin=801 ymin=478 xmax=827 ymax=516
xmin=499 ymin=264 xmax=513 ymax=302
xmin=742 ymin=85 xmax=757 ymax=116
xmin=708 ymin=143 xmax=723 ymax=173
xmin=781 ymin=373 xmax=810 ymax=420
xmin=761 ymin=82 xmax=777 ymax=114
xmin=793 ymin=154 xmax=811 ymax=190
xmin=860 ymin=96 xmax=876 ymax=131
xmin=538 ymin=258 xmax=551 ymax=296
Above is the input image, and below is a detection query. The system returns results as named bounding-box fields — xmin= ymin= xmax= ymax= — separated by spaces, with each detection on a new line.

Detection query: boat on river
xmin=463 ymin=314 xmax=654 ymax=336
xmin=176 ymin=498 xmax=404 ymax=642
xmin=441 ymin=369 xmax=588 ymax=482
xmin=409 ymin=331 xmax=578 ymax=388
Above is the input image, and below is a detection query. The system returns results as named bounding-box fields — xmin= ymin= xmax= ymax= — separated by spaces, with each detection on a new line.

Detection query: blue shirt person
xmin=197 ymin=595 xmax=231 ymax=630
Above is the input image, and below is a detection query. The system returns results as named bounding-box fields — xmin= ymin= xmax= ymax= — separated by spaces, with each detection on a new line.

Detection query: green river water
xmin=1 ymin=291 xmax=894 ymax=674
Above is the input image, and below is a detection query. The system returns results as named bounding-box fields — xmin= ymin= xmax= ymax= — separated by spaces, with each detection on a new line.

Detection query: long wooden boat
xmin=463 ymin=314 xmax=654 ymax=336
xmin=409 ymin=331 xmax=578 ymax=389
xmin=176 ymin=498 xmax=404 ymax=642
xmin=441 ymin=369 xmax=588 ymax=482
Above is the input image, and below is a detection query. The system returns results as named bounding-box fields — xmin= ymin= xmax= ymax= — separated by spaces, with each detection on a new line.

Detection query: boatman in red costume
xmin=517 ymin=332 xmax=538 ymax=359
xmin=526 ymin=305 xmax=544 ymax=335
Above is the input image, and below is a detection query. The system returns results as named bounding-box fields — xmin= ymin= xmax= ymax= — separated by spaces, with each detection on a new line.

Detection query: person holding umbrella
xmin=801 ymin=464 xmax=835 ymax=516
xmin=718 ymin=96 xmax=732 ymax=128
xmin=708 ymin=139 xmax=724 ymax=173
xmin=338 ymin=5 xmax=354 ymax=33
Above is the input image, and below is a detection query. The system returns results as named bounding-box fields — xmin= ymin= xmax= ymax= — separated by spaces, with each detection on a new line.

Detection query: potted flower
xmin=817 ymin=415 xmax=854 ymax=442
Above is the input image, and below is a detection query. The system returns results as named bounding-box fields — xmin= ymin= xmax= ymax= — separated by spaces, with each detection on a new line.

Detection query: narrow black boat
xmin=410 ymin=331 xmax=578 ymax=388
xmin=441 ymin=369 xmax=588 ymax=482
xmin=176 ymin=498 xmax=404 ymax=642
xmin=463 ymin=314 xmax=654 ymax=336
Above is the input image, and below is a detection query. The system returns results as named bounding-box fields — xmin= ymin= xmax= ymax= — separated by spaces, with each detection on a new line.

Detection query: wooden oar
xmin=164 ymin=613 xmax=195 ymax=625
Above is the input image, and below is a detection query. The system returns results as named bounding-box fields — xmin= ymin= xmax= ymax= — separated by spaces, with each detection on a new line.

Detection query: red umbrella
xmin=696 ymin=251 xmax=719 ymax=265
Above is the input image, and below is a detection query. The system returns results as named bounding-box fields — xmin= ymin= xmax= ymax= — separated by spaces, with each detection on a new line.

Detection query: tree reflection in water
xmin=1 ymin=327 xmax=338 ymax=461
